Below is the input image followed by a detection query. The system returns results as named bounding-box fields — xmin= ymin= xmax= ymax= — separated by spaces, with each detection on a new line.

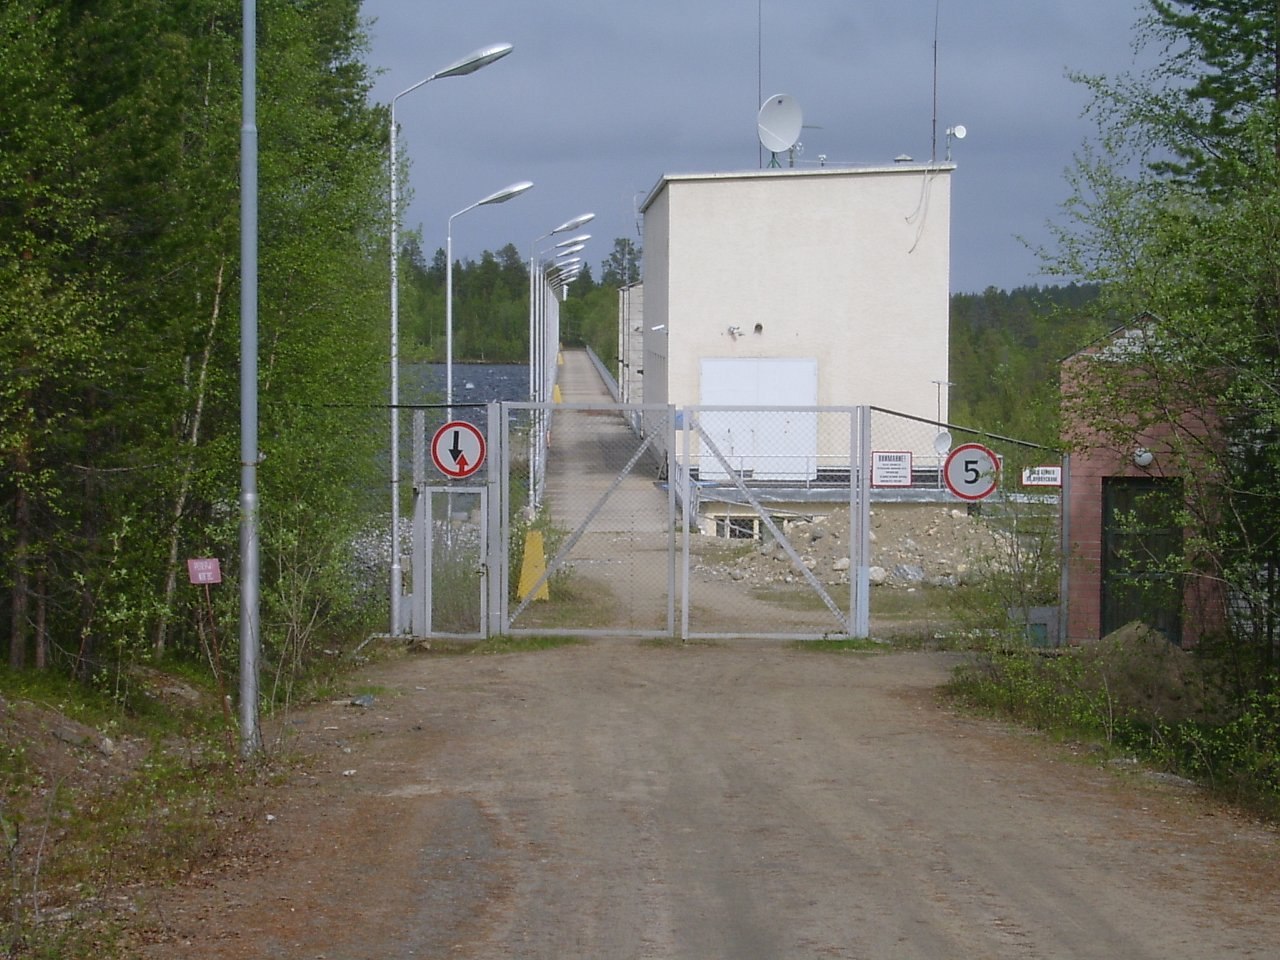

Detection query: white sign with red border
xmin=871 ymin=450 xmax=913 ymax=487
xmin=431 ymin=421 xmax=486 ymax=479
xmin=943 ymin=442 xmax=1001 ymax=501
xmin=1021 ymin=465 xmax=1063 ymax=487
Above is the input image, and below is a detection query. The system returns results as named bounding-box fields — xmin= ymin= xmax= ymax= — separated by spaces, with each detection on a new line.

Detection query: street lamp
xmin=387 ymin=42 xmax=512 ymax=638
xmin=447 ymin=181 xmax=534 ymax=414
xmin=529 ymin=214 xmax=594 ymax=402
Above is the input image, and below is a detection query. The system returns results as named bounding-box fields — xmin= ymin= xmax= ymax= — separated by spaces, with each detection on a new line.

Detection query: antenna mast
xmin=931 ymin=0 xmax=940 ymax=162
xmin=757 ymin=0 xmax=764 ymax=168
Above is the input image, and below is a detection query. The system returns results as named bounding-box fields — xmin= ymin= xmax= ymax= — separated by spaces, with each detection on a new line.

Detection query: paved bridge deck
xmin=542 ymin=349 xmax=670 ymax=534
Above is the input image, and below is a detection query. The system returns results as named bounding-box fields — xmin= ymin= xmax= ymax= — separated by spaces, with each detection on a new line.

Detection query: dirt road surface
xmin=138 ymin=642 xmax=1280 ymax=959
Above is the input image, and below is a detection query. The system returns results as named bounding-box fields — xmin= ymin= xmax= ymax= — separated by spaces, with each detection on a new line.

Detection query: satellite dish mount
xmin=758 ymin=94 xmax=803 ymax=168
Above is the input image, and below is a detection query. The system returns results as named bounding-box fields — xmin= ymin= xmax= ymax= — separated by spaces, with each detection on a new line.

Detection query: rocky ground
xmin=695 ymin=502 xmax=1014 ymax=589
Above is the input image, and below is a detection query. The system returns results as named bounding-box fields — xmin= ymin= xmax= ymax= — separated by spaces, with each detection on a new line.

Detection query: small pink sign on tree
xmin=186 ymin=557 xmax=222 ymax=585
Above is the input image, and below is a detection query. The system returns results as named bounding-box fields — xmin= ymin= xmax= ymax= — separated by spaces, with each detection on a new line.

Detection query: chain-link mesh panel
xmin=503 ymin=402 xmax=676 ymax=635
xmin=680 ymin=407 xmax=858 ymax=639
xmin=867 ymin=407 xmax=1063 ymax=644
xmin=421 ymin=488 xmax=485 ymax=637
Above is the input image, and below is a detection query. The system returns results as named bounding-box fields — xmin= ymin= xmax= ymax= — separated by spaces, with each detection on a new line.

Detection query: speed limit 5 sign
xmin=943 ymin=442 xmax=1000 ymax=501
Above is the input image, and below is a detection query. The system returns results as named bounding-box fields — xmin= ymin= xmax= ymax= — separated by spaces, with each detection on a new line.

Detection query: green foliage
xmin=1047 ymin=0 xmax=1280 ymax=691
xmin=2 ymin=1 xmax=388 ymax=690
xmin=601 ymin=237 xmax=641 ymax=287
xmin=948 ymin=644 xmax=1280 ymax=818
xmin=562 ymin=281 xmax=622 ymax=371
xmin=948 ymin=284 xmax=1104 ymax=445
xmin=945 ymin=498 xmax=1062 ymax=642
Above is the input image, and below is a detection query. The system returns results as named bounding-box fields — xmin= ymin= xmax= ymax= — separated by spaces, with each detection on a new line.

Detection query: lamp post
xmin=387 ymin=42 xmax=512 ymax=638
xmin=529 ymin=214 xmax=594 ymax=406
xmin=446 ymin=181 xmax=534 ymax=415
xmin=525 ymin=218 xmax=592 ymax=515
xmin=239 ymin=0 xmax=261 ymax=756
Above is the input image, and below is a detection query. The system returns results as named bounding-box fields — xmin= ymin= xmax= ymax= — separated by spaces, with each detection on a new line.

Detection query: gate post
xmin=850 ymin=405 xmax=871 ymax=638
xmin=410 ymin=410 xmax=431 ymax=637
xmin=487 ymin=401 xmax=505 ymax=637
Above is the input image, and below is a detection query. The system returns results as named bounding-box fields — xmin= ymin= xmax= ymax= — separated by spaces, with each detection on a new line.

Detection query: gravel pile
xmin=697 ymin=503 xmax=1010 ymax=589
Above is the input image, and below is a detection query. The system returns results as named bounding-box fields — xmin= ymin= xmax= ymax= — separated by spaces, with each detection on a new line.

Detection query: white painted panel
xmin=698 ymin=358 xmax=818 ymax=480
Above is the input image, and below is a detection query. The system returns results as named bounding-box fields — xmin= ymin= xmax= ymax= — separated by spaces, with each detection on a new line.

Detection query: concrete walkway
xmin=542 ymin=349 xmax=670 ymax=535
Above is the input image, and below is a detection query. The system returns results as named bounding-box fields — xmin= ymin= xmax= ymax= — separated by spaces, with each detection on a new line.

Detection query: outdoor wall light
xmin=727 ymin=325 xmax=742 ymax=337
xmin=1133 ymin=447 xmax=1155 ymax=468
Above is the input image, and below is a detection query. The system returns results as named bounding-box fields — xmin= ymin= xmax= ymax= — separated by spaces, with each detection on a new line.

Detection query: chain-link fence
xmin=384 ymin=387 xmax=1063 ymax=643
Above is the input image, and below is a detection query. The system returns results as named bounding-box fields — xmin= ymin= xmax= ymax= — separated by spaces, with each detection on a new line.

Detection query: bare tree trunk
xmin=155 ymin=259 xmax=225 ymax=657
xmin=9 ymin=477 xmax=30 ymax=670
xmin=34 ymin=567 xmax=47 ymax=670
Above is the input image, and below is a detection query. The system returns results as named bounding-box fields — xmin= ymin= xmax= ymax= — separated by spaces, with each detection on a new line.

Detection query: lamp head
xmin=479 ymin=180 xmax=534 ymax=207
xmin=552 ymin=212 xmax=596 ymax=234
xmin=430 ymin=43 xmax=513 ymax=80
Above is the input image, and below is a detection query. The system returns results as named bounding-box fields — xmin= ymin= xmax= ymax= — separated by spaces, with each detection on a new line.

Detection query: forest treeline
xmin=403 ymin=241 xmax=1102 ymax=449
xmin=3 ymin=1 xmax=391 ymax=679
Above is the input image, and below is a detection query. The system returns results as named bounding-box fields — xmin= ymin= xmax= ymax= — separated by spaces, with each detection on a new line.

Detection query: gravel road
xmin=140 ymin=642 xmax=1280 ymax=959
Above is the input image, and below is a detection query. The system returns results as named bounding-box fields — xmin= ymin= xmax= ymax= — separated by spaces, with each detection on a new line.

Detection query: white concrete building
xmin=637 ymin=163 xmax=955 ymax=480
xmin=617 ymin=282 xmax=644 ymax=404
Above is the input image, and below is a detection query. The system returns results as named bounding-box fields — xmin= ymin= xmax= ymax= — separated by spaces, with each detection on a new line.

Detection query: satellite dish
xmin=933 ymin=431 xmax=953 ymax=456
xmin=758 ymin=94 xmax=803 ymax=155
xmin=950 ymin=124 xmax=967 ymax=140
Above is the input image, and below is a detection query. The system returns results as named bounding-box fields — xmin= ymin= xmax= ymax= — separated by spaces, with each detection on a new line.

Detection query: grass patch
xmin=0 ymin=639 xmax=391 ymax=957
xmin=640 ymin=637 xmax=722 ymax=649
xmin=871 ymin=587 xmax=950 ymax=621
xmin=689 ymin=538 xmax=756 ymax=564
xmin=414 ymin=634 xmax=590 ymax=655
xmin=511 ymin=574 xmax=627 ymax=630
xmin=748 ymin=583 xmax=847 ymax=612
xmin=791 ymin=637 xmax=889 ymax=653
xmin=946 ymin=640 xmax=1280 ymax=821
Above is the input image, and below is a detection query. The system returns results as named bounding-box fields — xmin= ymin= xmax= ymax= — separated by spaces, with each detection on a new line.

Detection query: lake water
xmin=403 ymin=362 xmax=528 ymax=407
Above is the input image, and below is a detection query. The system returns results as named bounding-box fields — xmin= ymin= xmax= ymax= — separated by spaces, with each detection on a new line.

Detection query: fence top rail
xmin=504 ymin=402 xmax=864 ymax=414
xmin=868 ymin=405 xmax=1058 ymax=452
xmin=502 ymin=401 xmax=677 ymax=411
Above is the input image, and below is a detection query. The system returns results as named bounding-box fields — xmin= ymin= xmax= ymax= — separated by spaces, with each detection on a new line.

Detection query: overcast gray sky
xmin=361 ymin=1 xmax=1149 ymax=294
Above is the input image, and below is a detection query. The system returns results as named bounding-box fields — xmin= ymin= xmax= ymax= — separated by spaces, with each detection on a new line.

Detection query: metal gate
xmin=491 ymin=401 xmax=870 ymax=641
xmin=500 ymin=402 xmax=678 ymax=637
xmin=678 ymin=405 xmax=870 ymax=640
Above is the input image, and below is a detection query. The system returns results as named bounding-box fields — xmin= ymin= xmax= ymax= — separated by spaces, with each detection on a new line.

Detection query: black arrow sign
xmin=449 ymin=430 xmax=468 ymax=470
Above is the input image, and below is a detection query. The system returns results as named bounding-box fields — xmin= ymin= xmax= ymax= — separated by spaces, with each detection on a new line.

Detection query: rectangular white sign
xmin=872 ymin=450 xmax=913 ymax=487
xmin=1021 ymin=465 xmax=1062 ymax=487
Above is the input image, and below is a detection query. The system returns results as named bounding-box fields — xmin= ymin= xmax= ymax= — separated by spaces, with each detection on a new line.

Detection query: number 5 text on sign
xmin=943 ymin=442 xmax=1000 ymax=501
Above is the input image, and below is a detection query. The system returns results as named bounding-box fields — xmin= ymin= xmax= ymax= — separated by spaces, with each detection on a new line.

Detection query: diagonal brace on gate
xmin=510 ymin=426 xmax=662 ymax=623
xmin=691 ymin=416 xmax=851 ymax=634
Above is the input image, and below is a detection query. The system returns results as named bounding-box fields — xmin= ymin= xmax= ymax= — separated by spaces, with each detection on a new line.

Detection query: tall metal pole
xmin=445 ymin=220 xmax=455 ymax=420
xmin=239 ymin=0 xmax=262 ymax=756
xmin=388 ymin=99 xmax=403 ymax=636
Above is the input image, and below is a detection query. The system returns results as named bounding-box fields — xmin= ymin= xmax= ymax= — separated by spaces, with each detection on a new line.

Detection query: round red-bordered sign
xmin=943 ymin=442 xmax=1000 ymax=501
xmin=430 ymin=421 xmax=486 ymax=479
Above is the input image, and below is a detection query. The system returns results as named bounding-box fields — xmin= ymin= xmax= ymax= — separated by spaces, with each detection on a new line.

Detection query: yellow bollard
xmin=518 ymin=529 xmax=550 ymax=601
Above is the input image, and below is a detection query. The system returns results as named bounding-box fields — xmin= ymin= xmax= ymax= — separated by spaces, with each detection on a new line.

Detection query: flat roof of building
xmin=639 ymin=162 xmax=957 ymax=215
